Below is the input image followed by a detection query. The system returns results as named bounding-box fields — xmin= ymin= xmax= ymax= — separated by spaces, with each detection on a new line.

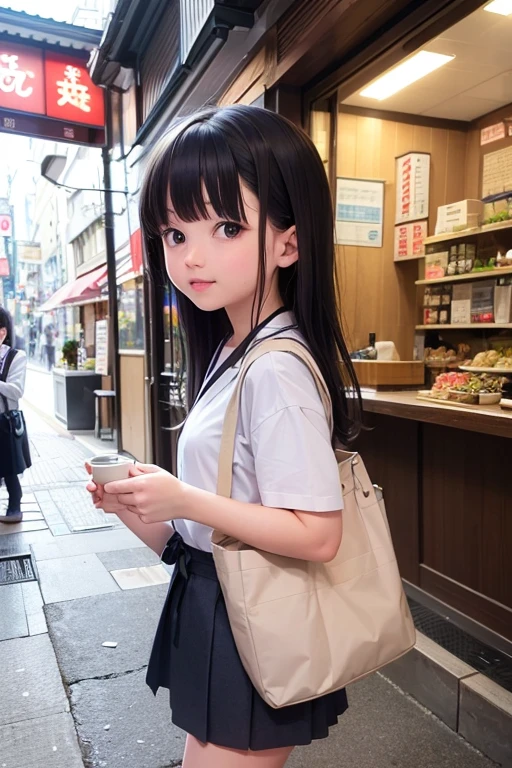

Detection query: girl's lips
xmin=190 ymin=280 xmax=215 ymax=292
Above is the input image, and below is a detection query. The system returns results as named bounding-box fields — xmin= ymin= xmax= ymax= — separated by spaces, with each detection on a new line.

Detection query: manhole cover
xmin=0 ymin=553 xmax=37 ymax=585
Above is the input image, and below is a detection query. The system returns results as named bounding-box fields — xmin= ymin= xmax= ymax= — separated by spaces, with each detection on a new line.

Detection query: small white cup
xmin=90 ymin=454 xmax=135 ymax=486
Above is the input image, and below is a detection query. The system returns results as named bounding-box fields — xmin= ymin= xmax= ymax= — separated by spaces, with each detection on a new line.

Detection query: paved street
xmin=0 ymin=398 xmax=500 ymax=768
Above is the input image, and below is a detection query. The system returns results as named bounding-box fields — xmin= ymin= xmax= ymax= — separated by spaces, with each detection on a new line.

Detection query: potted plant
xmin=61 ymin=340 xmax=79 ymax=369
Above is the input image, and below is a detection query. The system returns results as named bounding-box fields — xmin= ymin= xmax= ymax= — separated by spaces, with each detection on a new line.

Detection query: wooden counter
xmin=361 ymin=390 xmax=512 ymax=439
xmin=354 ymin=392 xmax=512 ymax=646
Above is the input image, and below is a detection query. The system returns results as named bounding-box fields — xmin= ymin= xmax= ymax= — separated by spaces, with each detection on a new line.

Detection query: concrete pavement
xmin=0 ymin=396 xmax=501 ymax=767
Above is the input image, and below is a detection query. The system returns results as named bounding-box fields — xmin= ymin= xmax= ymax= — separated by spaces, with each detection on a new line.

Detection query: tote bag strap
xmin=0 ymin=347 xmax=17 ymax=383
xmin=217 ymin=338 xmax=333 ymax=498
xmin=0 ymin=347 xmax=17 ymax=413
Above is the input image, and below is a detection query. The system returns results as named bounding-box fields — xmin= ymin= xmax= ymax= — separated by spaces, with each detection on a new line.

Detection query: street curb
xmin=382 ymin=632 xmax=511 ymax=766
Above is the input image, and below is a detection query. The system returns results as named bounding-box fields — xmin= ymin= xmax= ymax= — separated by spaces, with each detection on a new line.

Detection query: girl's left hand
xmin=104 ymin=463 xmax=185 ymax=523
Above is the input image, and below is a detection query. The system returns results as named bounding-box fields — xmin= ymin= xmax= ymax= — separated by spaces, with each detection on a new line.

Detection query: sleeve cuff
xmin=259 ymin=489 xmax=344 ymax=512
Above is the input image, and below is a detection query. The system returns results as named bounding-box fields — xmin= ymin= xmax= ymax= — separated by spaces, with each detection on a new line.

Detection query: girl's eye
xmin=216 ymin=222 xmax=242 ymax=239
xmin=163 ymin=229 xmax=185 ymax=247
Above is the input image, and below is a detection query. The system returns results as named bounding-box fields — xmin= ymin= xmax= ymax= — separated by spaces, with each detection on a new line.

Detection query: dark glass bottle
xmin=366 ymin=333 xmax=377 ymax=360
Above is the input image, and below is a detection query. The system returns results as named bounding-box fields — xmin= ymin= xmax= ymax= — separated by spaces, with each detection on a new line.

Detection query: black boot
xmin=0 ymin=509 xmax=23 ymax=524
xmin=2 ymin=475 xmax=23 ymax=523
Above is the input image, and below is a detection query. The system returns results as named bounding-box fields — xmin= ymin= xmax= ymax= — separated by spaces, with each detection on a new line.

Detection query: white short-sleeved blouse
xmin=0 ymin=346 xmax=27 ymax=413
xmin=174 ymin=311 xmax=343 ymax=552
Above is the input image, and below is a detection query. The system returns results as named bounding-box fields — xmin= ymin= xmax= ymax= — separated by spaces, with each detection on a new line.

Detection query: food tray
xmin=459 ymin=365 xmax=512 ymax=374
xmin=417 ymin=393 xmax=477 ymax=409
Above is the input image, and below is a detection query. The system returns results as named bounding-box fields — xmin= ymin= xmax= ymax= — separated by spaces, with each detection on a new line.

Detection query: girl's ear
xmin=276 ymin=226 xmax=298 ymax=268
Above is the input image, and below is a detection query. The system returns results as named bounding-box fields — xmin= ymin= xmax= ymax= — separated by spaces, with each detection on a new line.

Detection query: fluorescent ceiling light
xmin=360 ymin=51 xmax=455 ymax=101
xmin=483 ymin=0 xmax=512 ymax=15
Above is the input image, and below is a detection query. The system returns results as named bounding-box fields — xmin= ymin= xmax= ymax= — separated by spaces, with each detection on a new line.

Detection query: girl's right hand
xmin=85 ymin=461 xmax=129 ymax=514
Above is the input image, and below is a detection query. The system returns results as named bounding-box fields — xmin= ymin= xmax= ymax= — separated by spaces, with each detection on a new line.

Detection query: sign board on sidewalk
xmin=95 ymin=319 xmax=108 ymax=376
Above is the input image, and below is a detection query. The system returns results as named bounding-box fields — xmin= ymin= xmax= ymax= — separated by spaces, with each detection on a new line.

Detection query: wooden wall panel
xmin=464 ymin=126 xmax=481 ymax=201
xmin=335 ymin=108 xmax=468 ymax=358
xmin=464 ymin=102 xmax=512 ymax=200
xmin=422 ymin=424 xmax=511 ymax=609
xmin=120 ymin=354 xmax=146 ymax=462
xmin=354 ymin=413 xmax=420 ymax=585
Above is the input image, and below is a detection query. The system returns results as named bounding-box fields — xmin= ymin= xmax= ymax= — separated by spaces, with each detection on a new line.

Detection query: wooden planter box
xmin=53 ymin=369 xmax=102 ymax=430
xmin=352 ymin=360 xmax=425 ymax=389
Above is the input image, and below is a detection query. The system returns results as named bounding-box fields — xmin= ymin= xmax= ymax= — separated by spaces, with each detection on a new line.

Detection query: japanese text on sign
xmin=57 ymin=65 xmax=91 ymax=113
xmin=0 ymin=54 xmax=34 ymax=98
xmin=395 ymin=153 xmax=430 ymax=225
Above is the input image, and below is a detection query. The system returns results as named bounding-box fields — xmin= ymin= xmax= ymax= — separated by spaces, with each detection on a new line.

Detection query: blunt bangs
xmin=141 ymin=118 xmax=248 ymax=238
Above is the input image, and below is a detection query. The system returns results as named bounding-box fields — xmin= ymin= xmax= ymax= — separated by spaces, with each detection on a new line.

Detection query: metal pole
xmin=102 ymin=143 xmax=122 ymax=450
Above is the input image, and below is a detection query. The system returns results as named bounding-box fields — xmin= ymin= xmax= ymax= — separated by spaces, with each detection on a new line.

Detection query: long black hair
xmin=0 ymin=307 xmax=13 ymax=347
xmin=140 ymin=105 xmax=362 ymax=444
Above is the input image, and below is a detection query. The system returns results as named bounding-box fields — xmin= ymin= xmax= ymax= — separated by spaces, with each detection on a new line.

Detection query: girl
xmin=0 ymin=307 xmax=28 ymax=524
xmin=86 ymin=105 xmax=362 ymax=767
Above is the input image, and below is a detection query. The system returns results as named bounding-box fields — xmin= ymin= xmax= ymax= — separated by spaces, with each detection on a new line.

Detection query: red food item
xmin=432 ymin=371 xmax=471 ymax=391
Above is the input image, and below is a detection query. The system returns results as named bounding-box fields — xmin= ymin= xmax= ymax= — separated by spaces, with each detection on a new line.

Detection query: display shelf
xmin=416 ymin=266 xmax=512 ymax=286
xmin=423 ymin=228 xmax=479 ymax=245
xmin=416 ymin=323 xmax=512 ymax=330
xmin=423 ymin=219 xmax=512 ymax=246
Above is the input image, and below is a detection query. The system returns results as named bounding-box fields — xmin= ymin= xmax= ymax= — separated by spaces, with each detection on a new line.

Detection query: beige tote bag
xmin=211 ymin=338 xmax=416 ymax=709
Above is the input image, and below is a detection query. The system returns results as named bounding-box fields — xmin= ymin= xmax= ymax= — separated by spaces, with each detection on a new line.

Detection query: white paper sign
xmin=395 ymin=153 xmax=430 ymax=224
xmin=95 ymin=319 xmax=109 ymax=376
xmin=481 ymin=122 xmax=505 ymax=146
xmin=335 ymin=177 xmax=384 ymax=248
xmin=394 ymin=220 xmax=427 ymax=261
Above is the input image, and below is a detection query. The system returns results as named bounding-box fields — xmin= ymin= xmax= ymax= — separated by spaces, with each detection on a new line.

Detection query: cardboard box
xmin=435 ymin=199 xmax=483 ymax=234
xmin=494 ymin=278 xmax=512 ymax=323
xmin=451 ymin=284 xmax=472 ymax=324
xmin=423 ymin=285 xmax=451 ymax=324
xmin=471 ymin=280 xmax=495 ymax=323
xmin=425 ymin=250 xmax=449 ymax=279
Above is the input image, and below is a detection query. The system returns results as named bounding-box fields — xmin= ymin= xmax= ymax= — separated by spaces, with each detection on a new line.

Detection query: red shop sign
xmin=0 ymin=214 xmax=12 ymax=237
xmin=0 ymin=42 xmax=104 ymax=128
xmin=45 ymin=53 xmax=104 ymax=127
xmin=0 ymin=42 xmax=45 ymax=116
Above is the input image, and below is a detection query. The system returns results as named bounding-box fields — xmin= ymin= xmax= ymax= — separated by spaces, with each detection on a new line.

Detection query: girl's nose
xmin=184 ymin=247 xmax=205 ymax=268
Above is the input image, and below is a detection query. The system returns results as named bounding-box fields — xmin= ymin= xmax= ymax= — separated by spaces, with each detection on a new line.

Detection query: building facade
xmin=90 ymin=9 xmax=512 ymax=764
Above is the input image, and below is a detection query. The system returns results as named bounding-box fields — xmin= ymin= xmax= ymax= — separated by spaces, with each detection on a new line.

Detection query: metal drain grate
xmin=0 ymin=554 xmax=37 ymax=585
xmin=408 ymin=597 xmax=512 ymax=694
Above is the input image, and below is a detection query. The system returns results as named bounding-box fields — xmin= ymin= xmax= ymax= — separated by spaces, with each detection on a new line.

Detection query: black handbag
xmin=0 ymin=348 xmax=32 ymax=476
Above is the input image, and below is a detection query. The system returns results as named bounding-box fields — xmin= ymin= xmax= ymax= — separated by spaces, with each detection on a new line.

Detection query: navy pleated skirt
xmin=146 ymin=533 xmax=348 ymax=751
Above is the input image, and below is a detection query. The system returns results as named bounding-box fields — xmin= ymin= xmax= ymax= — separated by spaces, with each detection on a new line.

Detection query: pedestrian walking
xmin=43 ymin=323 xmax=55 ymax=370
xmin=0 ymin=307 xmax=31 ymax=524
xmin=28 ymin=322 xmax=37 ymax=358
xmin=86 ymin=106 xmax=363 ymax=767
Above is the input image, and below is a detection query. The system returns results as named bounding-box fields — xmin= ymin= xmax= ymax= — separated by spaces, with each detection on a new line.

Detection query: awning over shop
xmin=39 ymin=264 xmax=108 ymax=312
xmin=97 ymin=250 xmax=139 ymax=289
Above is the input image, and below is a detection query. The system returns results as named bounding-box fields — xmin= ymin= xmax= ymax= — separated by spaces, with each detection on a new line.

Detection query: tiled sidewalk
xmin=0 ymin=405 xmax=163 ymax=768
xmin=0 ymin=405 xmax=502 ymax=768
